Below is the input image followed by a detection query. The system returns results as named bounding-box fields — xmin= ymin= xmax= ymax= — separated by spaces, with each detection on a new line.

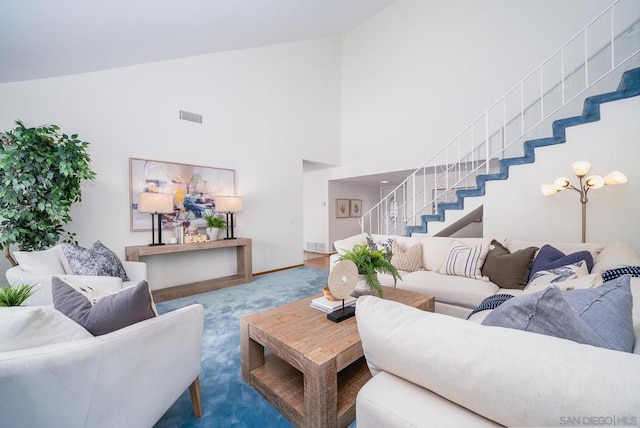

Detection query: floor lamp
xmin=216 ymin=196 xmax=243 ymax=240
xmin=541 ymin=161 xmax=627 ymax=243
xmin=137 ymin=192 xmax=174 ymax=246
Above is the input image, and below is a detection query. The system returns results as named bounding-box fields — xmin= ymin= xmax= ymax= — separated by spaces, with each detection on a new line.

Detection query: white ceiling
xmin=0 ymin=0 xmax=395 ymax=84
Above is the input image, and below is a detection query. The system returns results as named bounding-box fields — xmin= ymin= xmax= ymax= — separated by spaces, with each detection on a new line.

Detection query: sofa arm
xmin=122 ymin=260 xmax=147 ymax=283
xmin=0 ymin=304 xmax=204 ymax=428
xmin=356 ymin=296 xmax=640 ymax=427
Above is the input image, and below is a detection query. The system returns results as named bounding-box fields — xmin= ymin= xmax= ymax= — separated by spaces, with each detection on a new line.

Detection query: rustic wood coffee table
xmin=240 ymin=287 xmax=434 ymax=428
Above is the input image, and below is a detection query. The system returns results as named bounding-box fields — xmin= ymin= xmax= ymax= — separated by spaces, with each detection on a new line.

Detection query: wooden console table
xmin=125 ymin=238 xmax=252 ymax=302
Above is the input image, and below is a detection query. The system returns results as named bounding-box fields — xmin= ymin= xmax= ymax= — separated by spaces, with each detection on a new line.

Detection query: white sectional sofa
xmin=331 ymin=233 xmax=640 ymax=426
xmin=331 ymin=233 xmax=637 ymax=319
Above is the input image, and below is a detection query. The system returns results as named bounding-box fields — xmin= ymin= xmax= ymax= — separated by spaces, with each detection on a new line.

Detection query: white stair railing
xmin=361 ymin=0 xmax=640 ymax=236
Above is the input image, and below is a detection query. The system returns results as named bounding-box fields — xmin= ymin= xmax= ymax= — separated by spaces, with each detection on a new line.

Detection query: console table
xmin=125 ymin=238 xmax=252 ymax=302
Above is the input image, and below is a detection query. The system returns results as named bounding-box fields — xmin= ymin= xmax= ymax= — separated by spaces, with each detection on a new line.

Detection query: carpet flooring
xmin=154 ymin=266 xmax=335 ymax=427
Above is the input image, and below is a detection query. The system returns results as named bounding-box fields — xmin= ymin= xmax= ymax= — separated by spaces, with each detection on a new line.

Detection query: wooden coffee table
xmin=240 ymin=287 xmax=434 ymax=428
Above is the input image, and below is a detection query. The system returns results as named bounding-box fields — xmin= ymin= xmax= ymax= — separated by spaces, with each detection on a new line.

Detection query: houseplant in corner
xmin=0 ymin=120 xmax=96 ymax=266
xmin=203 ymin=213 xmax=227 ymax=241
xmin=339 ymin=244 xmax=401 ymax=298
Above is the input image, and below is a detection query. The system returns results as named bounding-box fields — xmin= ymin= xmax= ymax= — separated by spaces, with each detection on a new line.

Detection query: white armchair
xmin=5 ymin=245 xmax=147 ymax=306
xmin=0 ymin=303 xmax=204 ymax=428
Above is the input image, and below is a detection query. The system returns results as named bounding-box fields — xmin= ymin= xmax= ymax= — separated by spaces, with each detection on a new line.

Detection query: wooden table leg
xmin=240 ymin=319 xmax=264 ymax=383
xmin=304 ymin=359 xmax=338 ymax=428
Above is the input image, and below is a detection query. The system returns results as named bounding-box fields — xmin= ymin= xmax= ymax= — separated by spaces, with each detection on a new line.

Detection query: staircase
xmin=360 ymin=0 xmax=640 ymax=237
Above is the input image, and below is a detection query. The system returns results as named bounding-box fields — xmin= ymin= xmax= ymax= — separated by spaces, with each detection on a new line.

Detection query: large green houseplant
xmin=0 ymin=121 xmax=96 ymax=266
xmin=339 ymin=244 xmax=401 ymax=297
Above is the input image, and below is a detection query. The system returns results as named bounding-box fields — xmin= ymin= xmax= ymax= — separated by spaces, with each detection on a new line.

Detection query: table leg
xmin=304 ymin=359 xmax=338 ymax=428
xmin=240 ymin=319 xmax=264 ymax=383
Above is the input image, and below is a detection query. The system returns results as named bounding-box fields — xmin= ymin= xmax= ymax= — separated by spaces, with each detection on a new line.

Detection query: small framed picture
xmin=336 ymin=199 xmax=349 ymax=218
xmin=350 ymin=199 xmax=362 ymax=217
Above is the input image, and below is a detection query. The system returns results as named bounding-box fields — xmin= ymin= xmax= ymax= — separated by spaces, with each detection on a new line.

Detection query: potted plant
xmin=0 ymin=121 xmax=96 ymax=266
xmin=338 ymin=244 xmax=401 ymax=297
xmin=0 ymin=283 xmax=36 ymax=306
xmin=203 ymin=213 xmax=227 ymax=240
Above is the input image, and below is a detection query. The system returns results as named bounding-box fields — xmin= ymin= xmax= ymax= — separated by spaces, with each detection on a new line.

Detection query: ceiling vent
xmin=179 ymin=110 xmax=203 ymax=124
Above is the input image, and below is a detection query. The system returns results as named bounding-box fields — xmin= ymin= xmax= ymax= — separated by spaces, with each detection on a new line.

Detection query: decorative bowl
xmin=323 ymin=286 xmax=340 ymax=302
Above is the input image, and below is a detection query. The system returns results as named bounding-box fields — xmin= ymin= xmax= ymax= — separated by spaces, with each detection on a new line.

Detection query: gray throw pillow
xmin=60 ymin=241 xmax=129 ymax=281
xmin=52 ymin=277 xmax=156 ymax=336
xmin=481 ymin=240 xmax=538 ymax=289
xmin=482 ymin=275 xmax=634 ymax=352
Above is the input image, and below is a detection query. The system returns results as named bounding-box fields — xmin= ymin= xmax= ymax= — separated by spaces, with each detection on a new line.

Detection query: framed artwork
xmin=129 ymin=157 xmax=235 ymax=231
xmin=336 ymin=199 xmax=349 ymax=218
xmin=349 ymin=199 xmax=363 ymax=217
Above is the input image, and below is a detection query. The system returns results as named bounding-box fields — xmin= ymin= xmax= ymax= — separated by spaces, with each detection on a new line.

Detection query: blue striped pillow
xmin=602 ymin=266 xmax=640 ymax=282
xmin=439 ymin=241 xmax=490 ymax=280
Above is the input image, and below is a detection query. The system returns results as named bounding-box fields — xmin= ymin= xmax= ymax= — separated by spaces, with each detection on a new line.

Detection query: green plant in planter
xmin=338 ymin=244 xmax=401 ymax=298
xmin=0 ymin=283 xmax=37 ymax=307
xmin=0 ymin=121 xmax=96 ymax=266
xmin=203 ymin=213 xmax=227 ymax=229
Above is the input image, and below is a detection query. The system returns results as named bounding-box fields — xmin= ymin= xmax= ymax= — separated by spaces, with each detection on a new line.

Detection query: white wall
xmin=304 ymin=0 xmax=624 ymax=251
xmin=483 ymin=96 xmax=640 ymax=253
xmin=0 ymin=37 xmax=342 ymax=288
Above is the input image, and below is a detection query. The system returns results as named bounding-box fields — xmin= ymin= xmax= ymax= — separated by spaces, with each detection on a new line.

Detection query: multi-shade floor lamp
xmin=541 ymin=161 xmax=627 ymax=243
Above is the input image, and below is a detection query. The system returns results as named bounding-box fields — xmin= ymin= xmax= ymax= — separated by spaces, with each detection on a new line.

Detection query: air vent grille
xmin=179 ymin=110 xmax=203 ymax=124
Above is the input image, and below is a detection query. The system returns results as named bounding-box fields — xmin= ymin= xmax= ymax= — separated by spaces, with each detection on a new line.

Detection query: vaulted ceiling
xmin=0 ymin=0 xmax=395 ymax=84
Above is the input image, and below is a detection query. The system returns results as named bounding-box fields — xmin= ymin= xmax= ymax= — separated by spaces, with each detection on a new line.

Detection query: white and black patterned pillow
xmin=602 ymin=266 xmax=640 ymax=282
xmin=60 ymin=241 xmax=129 ymax=281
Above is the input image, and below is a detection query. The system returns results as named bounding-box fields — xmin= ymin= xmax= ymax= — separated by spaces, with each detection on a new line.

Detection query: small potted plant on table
xmin=0 ymin=283 xmax=36 ymax=306
xmin=204 ymin=213 xmax=227 ymax=241
xmin=338 ymin=244 xmax=401 ymax=298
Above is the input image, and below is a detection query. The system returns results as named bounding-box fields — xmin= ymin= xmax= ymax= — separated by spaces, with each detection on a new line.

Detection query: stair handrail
xmin=361 ymin=0 xmax=639 ymax=236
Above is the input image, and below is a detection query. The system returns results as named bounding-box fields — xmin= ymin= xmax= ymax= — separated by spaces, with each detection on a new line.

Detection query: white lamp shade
xmin=604 ymin=170 xmax=628 ymax=185
xmin=553 ymin=177 xmax=571 ymax=190
xmin=584 ymin=175 xmax=605 ymax=189
xmin=541 ymin=184 xmax=558 ymax=196
xmin=137 ymin=192 xmax=174 ymax=213
xmin=572 ymin=161 xmax=591 ymax=177
xmin=216 ymin=196 xmax=243 ymax=213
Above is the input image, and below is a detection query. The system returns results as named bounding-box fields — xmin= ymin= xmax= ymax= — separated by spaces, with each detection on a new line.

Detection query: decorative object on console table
xmin=335 ymin=199 xmax=349 ymax=218
xmin=349 ymin=199 xmax=362 ymax=217
xmin=541 ymin=161 xmax=627 ymax=243
xmin=137 ymin=192 xmax=174 ymax=246
xmin=203 ymin=213 xmax=227 ymax=241
xmin=216 ymin=196 xmax=243 ymax=240
xmin=326 ymin=260 xmax=358 ymax=323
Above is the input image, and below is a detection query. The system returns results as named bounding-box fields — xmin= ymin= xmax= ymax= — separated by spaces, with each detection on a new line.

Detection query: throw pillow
xmin=601 ymin=266 xmax=640 ymax=282
xmin=483 ymin=275 xmax=634 ymax=352
xmin=529 ymin=244 xmax=593 ymax=281
xmin=438 ymin=241 xmax=489 ymax=280
xmin=366 ymin=236 xmax=393 ymax=261
xmin=12 ymin=246 xmax=66 ymax=274
xmin=390 ymin=242 xmax=423 ymax=272
xmin=60 ymin=241 xmax=129 ymax=281
xmin=481 ymin=240 xmax=538 ymax=289
xmin=467 ymin=293 xmax=514 ymax=320
xmin=0 ymin=306 xmax=92 ymax=352
xmin=52 ymin=277 xmax=157 ymax=336
xmin=524 ymin=261 xmax=589 ymax=294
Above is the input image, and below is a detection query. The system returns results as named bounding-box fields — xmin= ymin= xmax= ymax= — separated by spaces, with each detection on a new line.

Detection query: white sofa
xmin=355 ymin=294 xmax=640 ymax=427
xmin=331 ymin=233 xmax=637 ymax=319
xmin=0 ymin=303 xmax=204 ymax=428
xmin=5 ymin=245 xmax=147 ymax=306
xmin=337 ymin=233 xmax=640 ymax=426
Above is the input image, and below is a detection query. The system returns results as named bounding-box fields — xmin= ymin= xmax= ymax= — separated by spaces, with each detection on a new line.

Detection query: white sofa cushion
xmin=356 ymin=296 xmax=640 ymax=427
xmin=592 ymin=242 xmax=640 ymax=272
xmin=0 ymin=306 xmax=91 ymax=352
xmin=387 ymin=270 xmax=499 ymax=309
xmin=333 ymin=233 xmax=369 ymax=255
xmin=13 ymin=246 xmax=66 ymax=275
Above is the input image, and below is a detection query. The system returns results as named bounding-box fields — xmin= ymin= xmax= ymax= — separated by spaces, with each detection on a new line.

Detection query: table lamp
xmin=216 ymin=196 xmax=243 ymax=239
xmin=137 ymin=192 xmax=174 ymax=245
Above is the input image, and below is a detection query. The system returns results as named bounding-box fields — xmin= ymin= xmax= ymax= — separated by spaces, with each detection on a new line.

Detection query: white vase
xmin=352 ymin=275 xmax=377 ymax=297
xmin=206 ymin=227 xmax=221 ymax=241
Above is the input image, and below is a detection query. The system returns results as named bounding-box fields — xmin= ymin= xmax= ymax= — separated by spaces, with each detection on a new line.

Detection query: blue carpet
xmin=154 ymin=266 xmax=340 ymax=428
